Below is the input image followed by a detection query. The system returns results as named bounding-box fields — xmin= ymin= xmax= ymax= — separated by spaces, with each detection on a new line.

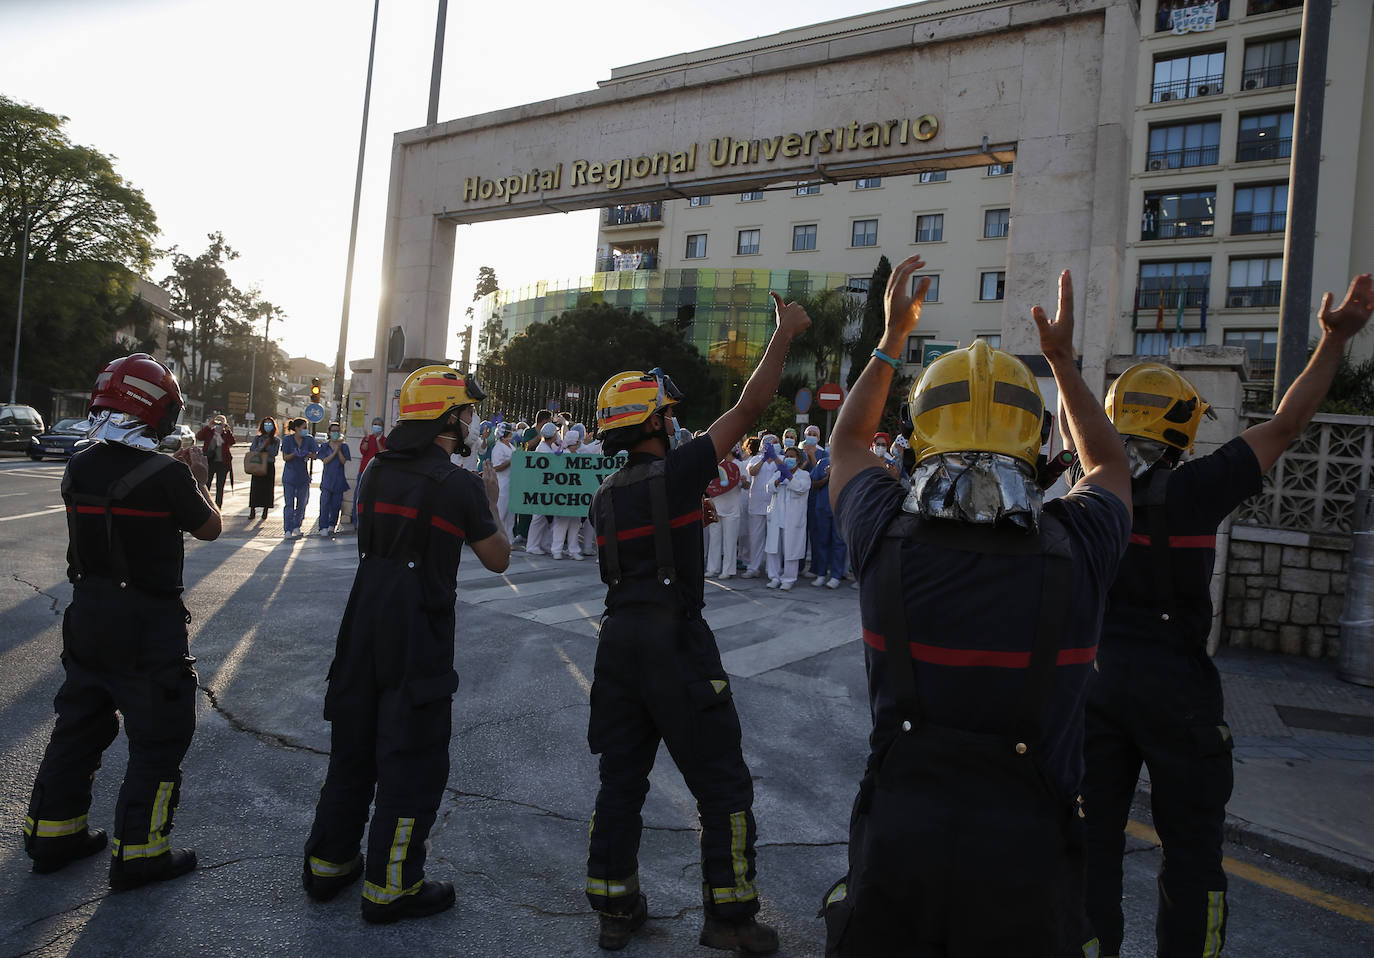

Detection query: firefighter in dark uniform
xmin=24 ymin=353 xmax=221 ymax=890
xmin=823 ymin=260 xmax=1133 ymax=957
xmin=1081 ymin=273 xmax=1374 ymax=958
xmin=302 ymin=365 xmax=510 ymax=924
xmin=585 ymin=292 xmax=810 ymax=952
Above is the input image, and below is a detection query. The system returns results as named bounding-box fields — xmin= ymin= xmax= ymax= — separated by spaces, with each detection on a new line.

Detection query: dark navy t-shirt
xmin=592 ymin=434 xmax=718 ymax=614
xmin=836 ymin=466 xmax=1130 ymax=799
xmin=1103 ymin=435 xmax=1262 ymax=646
xmin=64 ymin=443 xmax=213 ymax=596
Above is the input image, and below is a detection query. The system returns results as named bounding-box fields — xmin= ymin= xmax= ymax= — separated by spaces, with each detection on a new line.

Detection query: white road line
xmin=720 ymin=622 xmax=859 ymax=678
xmin=522 ymin=600 xmax=606 ymax=625
xmin=462 ymin=573 xmax=589 ymax=604
xmin=0 ymin=505 xmax=66 ymax=522
xmin=1 ymin=470 xmax=64 ymax=481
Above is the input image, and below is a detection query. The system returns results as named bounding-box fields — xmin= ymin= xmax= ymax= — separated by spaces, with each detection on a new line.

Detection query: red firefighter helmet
xmin=90 ymin=353 xmax=184 ymax=438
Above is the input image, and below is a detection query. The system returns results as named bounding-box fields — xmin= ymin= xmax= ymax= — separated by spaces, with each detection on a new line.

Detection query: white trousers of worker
xmin=766 ymin=551 xmax=799 ymax=586
xmin=527 ymin=514 xmax=554 ymax=553
xmin=550 ymin=515 xmax=584 ymax=558
xmin=705 ymin=509 xmax=741 ymax=577
xmin=746 ymin=513 xmax=768 ymax=573
xmin=498 ymin=487 xmax=514 ymax=538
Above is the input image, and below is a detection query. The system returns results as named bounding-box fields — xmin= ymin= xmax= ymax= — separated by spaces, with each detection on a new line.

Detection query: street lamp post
xmin=9 ymin=212 xmax=31 ymax=404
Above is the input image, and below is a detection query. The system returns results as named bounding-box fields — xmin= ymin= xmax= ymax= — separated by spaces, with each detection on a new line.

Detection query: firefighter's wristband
xmin=872 ymin=348 xmax=902 ymax=371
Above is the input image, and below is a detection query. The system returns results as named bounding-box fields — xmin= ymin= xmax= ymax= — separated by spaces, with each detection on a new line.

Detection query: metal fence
xmin=1235 ymin=412 xmax=1374 ymax=534
xmin=457 ymin=360 xmax=600 ymax=430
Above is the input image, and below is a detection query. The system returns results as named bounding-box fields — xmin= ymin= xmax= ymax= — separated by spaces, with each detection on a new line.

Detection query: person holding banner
xmin=551 ymin=424 xmax=588 ymax=560
xmin=583 ymin=293 xmax=809 ymax=954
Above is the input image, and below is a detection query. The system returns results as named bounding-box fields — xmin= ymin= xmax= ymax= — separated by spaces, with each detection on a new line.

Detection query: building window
xmin=1224 ymin=327 xmax=1279 ymax=375
xmin=1227 ymin=256 xmax=1284 ymax=308
xmin=740 ymin=190 xmax=763 ymax=202
xmin=847 ymin=276 xmax=872 ymax=293
xmin=919 ymin=171 xmax=947 ymax=183
xmin=685 ymin=234 xmax=707 ymax=259
xmin=1136 ymin=260 xmax=1211 ymax=313
xmin=977 ymin=333 xmax=1002 ymax=348
xmin=905 ymin=335 xmax=935 ymax=365
xmin=792 ymin=224 xmax=818 ymax=252
xmin=736 ymin=229 xmax=760 ymax=256
xmin=915 ymin=213 xmax=944 ymax=243
xmin=1155 ymin=0 xmax=1231 ymax=33
xmin=1152 ymin=48 xmax=1225 ymax=102
xmin=796 ymin=183 xmax=820 ymax=196
xmin=1233 ymin=183 xmax=1288 ymax=235
xmin=856 ymin=177 xmax=882 ymax=189
xmin=1141 ymin=188 xmax=1216 ymax=240
xmin=1242 ymin=33 xmax=1300 ymax=90
xmin=1147 ymin=119 xmax=1221 ymax=170
xmin=983 ymin=209 xmax=1010 ymax=239
xmin=1237 ymin=110 xmax=1294 ymax=163
xmin=1135 ymin=330 xmax=1207 ymax=354
xmin=980 ymin=272 xmax=1006 ymax=301
xmin=851 ymin=219 xmax=878 ymax=247
xmin=913 ymin=274 xmax=941 ymax=302
xmin=688 ymin=195 xmax=711 ymax=207
xmin=987 ymin=163 xmax=1013 ymax=176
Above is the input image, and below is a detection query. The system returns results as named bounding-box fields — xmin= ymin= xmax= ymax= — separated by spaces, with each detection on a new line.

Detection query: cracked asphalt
xmin=3 ymin=459 xmax=1373 ymax=957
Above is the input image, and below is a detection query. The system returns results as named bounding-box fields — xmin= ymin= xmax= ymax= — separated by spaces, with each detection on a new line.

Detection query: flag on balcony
xmin=1156 ymin=298 xmax=1165 ymax=332
xmin=1175 ymin=292 xmax=1186 ymax=333
xmin=1199 ymin=288 xmax=1208 ymax=332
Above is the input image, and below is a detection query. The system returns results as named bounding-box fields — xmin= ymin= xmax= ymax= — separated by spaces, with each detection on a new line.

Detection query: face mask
xmin=804 ymin=436 xmax=818 ymax=446
xmin=329 ymin=431 xmax=341 ymax=440
xmin=296 ymin=428 xmax=307 ymax=437
xmin=263 ymin=423 xmax=274 ymax=433
xmin=785 ymin=458 xmax=800 ymax=471
xmin=372 ymin=424 xmax=383 ymax=434
xmin=783 ymin=437 xmax=796 ymax=449
xmin=874 ymin=445 xmax=888 ymax=456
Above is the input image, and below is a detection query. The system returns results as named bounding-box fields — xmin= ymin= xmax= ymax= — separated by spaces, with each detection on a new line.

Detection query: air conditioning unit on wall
xmin=1196 ymin=85 xmax=1211 ymax=96
xmin=1148 ymin=159 xmax=1165 ymax=171
xmin=1229 ymin=294 xmax=1251 ymax=309
xmin=1244 ymin=78 xmax=1259 ymax=90
xmin=1159 ymin=91 xmax=1174 ymax=102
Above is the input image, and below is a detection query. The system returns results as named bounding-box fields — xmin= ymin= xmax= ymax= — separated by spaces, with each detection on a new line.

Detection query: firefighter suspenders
xmin=357 ymin=457 xmax=448 ymax=565
xmin=594 ymin=460 xmax=676 ymax=588
xmin=62 ymin=453 xmax=176 ymax=587
xmin=875 ymin=513 xmax=1073 ymax=756
xmin=1139 ymin=468 xmax=1179 ymax=623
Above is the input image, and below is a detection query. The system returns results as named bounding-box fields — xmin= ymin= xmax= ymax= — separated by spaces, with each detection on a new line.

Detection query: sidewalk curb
xmin=1133 ymin=786 xmax=1374 ymax=889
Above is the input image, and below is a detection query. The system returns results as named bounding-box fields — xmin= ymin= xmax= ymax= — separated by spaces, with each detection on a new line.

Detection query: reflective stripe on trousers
xmin=24 ymin=812 xmax=89 ymax=839
xmin=112 ymin=781 xmax=174 ymax=860
xmin=362 ymin=817 xmax=421 ymax=904
xmin=708 ymin=810 xmax=757 ymax=905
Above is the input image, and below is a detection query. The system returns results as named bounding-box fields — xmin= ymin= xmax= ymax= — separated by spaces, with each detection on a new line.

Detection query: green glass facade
xmin=492 ymin=267 xmax=854 ymax=375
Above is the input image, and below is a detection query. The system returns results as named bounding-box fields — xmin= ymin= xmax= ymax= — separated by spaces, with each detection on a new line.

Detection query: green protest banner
xmin=508 ymin=451 xmax=627 ymax=517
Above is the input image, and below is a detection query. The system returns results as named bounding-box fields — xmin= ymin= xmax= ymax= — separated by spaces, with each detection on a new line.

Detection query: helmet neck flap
xmin=903 ymin=451 xmax=1042 ymax=531
xmin=86 ymin=410 xmax=161 ymax=452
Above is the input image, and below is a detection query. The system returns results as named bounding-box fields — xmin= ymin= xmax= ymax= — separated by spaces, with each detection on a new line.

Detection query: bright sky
xmin=1 ymin=0 xmax=906 ymax=367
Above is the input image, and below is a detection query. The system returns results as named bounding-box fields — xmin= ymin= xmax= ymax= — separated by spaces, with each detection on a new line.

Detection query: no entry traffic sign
xmin=816 ymin=383 xmax=845 ymax=410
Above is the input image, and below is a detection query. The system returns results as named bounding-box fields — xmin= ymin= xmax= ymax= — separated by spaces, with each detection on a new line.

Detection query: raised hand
xmin=770 ymin=291 xmax=812 ymax=340
xmin=883 ymin=254 xmax=931 ymax=341
xmin=1032 ymin=269 xmax=1076 ymax=364
xmin=1319 ymin=273 xmax=1374 ymax=343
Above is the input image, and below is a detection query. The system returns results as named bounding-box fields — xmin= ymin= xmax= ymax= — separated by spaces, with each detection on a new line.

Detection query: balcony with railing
xmin=1236 ymin=136 xmax=1292 ymax=163
xmin=1134 ymin=286 xmax=1210 ymax=311
xmin=1141 ymin=218 xmax=1215 ymax=241
xmin=1241 ymin=62 xmax=1299 ymax=91
xmin=602 ymin=202 xmax=663 ymax=228
xmin=1151 ymin=73 xmax=1224 ymax=103
xmin=1225 ymin=284 xmax=1283 ymax=308
xmin=1145 ymin=145 xmax=1220 ymax=170
xmin=1232 ymin=210 xmax=1287 ymax=235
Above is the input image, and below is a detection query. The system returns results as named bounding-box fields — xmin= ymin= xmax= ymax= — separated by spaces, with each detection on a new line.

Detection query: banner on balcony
xmin=508 ymin=450 xmax=628 ymax=517
xmin=1170 ymin=1 xmax=1220 ymax=35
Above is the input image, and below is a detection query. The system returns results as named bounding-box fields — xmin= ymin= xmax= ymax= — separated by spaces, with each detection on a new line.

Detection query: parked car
xmin=157 ymin=423 xmax=196 ymax=453
xmin=28 ymin=418 xmax=89 ymax=461
xmin=0 ymin=403 xmax=45 ymax=452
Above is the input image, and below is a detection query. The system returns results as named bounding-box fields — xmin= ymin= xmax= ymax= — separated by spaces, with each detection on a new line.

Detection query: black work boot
xmin=360 ymin=879 xmax=455 ymax=925
xmin=109 ymin=848 xmax=197 ymax=892
xmin=302 ymin=855 xmax=364 ymax=902
xmin=30 ymin=827 xmax=108 ymax=874
xmin=598 ymin=893 xmax=648 ymax=951
xmin=699 ymin=914 xmax=780 ymax=953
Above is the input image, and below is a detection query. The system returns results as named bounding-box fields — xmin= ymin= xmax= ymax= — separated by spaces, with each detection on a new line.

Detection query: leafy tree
xmin=846 ymin=256 xmax=892 ymax=389
xmin=161 ymin=232 xmax=241 ymax=394
xmin=1317 ymin=345 xmax=1374 ymax=415
xmin=499 ymin=302 xmax=718 ymax=425
xmin=793 ymin=286 xmax=861 ymax=390
xmin=465 ymin=265 xmax=507 ymax=361
xmin=0 ymin=95 xmax=159 ymax=392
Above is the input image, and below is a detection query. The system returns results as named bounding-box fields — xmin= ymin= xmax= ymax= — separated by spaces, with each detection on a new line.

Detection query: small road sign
xmin=816 ymin=383 xmax=846 ymax=410
xmin=304 ymin=402 xmax=326 ymax=423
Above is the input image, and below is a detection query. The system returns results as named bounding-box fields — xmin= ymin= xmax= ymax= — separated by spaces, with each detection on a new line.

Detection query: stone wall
xmin=1224 ymin=525 xmax=1350 ymax=658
